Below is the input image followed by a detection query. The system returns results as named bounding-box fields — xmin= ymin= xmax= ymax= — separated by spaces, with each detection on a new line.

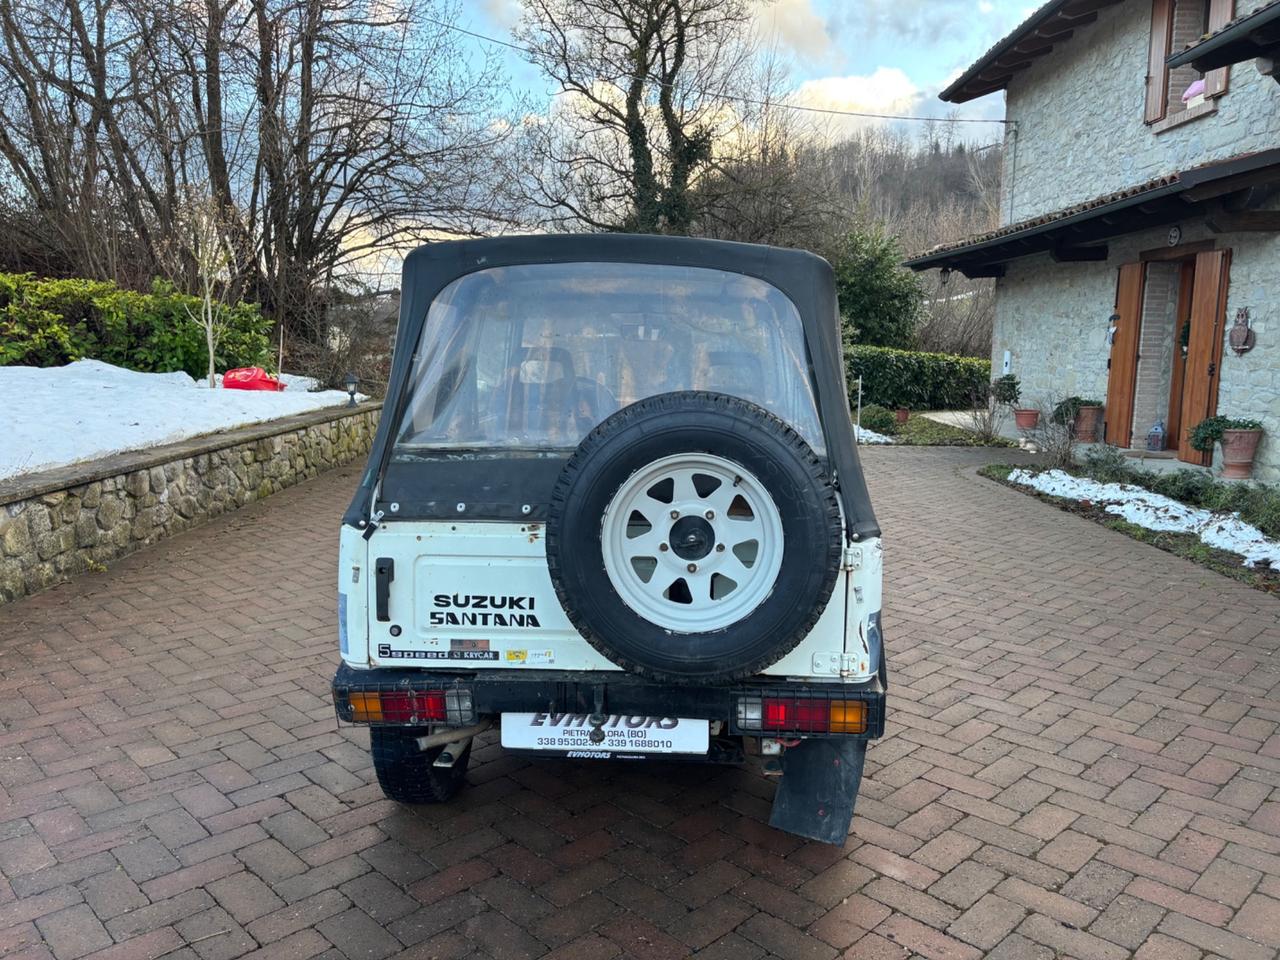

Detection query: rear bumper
xmin=331 ymin=662 xmax=887 ymax=739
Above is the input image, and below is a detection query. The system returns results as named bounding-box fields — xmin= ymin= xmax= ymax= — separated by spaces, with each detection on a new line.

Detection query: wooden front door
xmin=1105 ymin=263 xmax=1145 ymax=446
xmin=1178 ymin=249 xmax=1231 ymax=464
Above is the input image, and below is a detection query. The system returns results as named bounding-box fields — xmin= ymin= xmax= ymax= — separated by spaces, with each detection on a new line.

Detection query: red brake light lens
xmin=370 ymin=690 xmax=447 ymax=723
xmin=762 ymin=698 xmax=829 ymax=733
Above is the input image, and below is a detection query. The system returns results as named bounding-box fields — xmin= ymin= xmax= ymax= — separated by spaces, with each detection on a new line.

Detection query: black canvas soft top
xmin=344 ymin=234 xmax=880 ymax=542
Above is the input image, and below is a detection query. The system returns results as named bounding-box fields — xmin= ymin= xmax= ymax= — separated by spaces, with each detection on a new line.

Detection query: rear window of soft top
xmin=393 ymin=261 xmax=824 ymax=456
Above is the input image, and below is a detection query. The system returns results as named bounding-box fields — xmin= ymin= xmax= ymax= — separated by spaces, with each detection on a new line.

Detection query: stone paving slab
xmin=1 ymin=449 xmax=1278 ymax=959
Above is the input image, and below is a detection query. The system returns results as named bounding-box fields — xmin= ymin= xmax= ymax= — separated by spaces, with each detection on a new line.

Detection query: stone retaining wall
xmin=0 ymin=403 xmax=379 ymax=603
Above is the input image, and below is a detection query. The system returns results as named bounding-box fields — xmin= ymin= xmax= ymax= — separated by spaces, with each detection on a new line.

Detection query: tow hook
xmin=587 ymin=719 xmax=607 ymax=744
xmin=587 ymin=686 xmax=608 ymax=743
xmin=759 ymin=738 xmax=800 ymax=777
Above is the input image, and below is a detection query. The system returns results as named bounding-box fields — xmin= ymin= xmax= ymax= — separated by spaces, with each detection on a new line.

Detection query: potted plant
xmin=1053 ymin=396 xmax=1104 ymax=442
xmin=993 ymin=375 xmax=1039 ymax=428
xmin=990 ymin=374 xmax=1018 ymax=405
xmin=895 ymin=406 xmax=910 ymax=424
xmin=1190 ymin=416 xmax=1264 ymax=479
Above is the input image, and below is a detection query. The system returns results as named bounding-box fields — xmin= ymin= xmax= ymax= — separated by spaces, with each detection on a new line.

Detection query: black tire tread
xmin=546 ymin=391 xmax=842 ymax=684
xmin=370 ymin=727 xmax=470 ymax=804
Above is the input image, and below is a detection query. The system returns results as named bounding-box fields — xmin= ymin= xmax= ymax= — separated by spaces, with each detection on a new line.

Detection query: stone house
xmin=906 ymin=0 xmax=1280 ymax=480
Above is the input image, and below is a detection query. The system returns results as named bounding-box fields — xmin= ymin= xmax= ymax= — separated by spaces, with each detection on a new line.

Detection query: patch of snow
xmin=1007 ymin=468 xmax=1280 ymax=569
xmin=1 ymin=359 xmax=364 ymax=481
xmin=856 ymin=426 xmax=894 ymax=444
xmin=279 ymin=373 xmax=322 ymax=392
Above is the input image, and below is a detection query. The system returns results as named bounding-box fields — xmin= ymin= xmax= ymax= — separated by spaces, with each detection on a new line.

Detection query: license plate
xmin=500 ymin=713 xmax=709 ymax=755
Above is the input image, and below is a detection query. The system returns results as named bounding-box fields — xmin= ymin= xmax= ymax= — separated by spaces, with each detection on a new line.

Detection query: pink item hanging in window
xmin=1182 ymin=78 xmax=1206 ymax=102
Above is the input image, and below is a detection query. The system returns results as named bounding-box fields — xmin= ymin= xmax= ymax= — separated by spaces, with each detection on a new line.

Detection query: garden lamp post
xmin=345 ymin=372 xmax=358 ymax=407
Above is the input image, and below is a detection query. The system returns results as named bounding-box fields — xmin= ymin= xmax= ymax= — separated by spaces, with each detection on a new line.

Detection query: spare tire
xmin=546 ymin=392 xmax=842 ymax=684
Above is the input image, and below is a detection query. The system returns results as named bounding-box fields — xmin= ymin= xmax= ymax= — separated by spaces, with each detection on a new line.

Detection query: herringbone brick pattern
xmin=1 ymin=449 xmax=1278 ymax=959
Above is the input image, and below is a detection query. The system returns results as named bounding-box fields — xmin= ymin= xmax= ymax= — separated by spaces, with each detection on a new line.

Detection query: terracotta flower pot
xmin=1013 ymin=408 xmax=1040 ymax=429
xmin=895 ymin=407 xmax=910 ymax=424
xmin=1220 ymin=428 xmax=1263 ymax=479
xmin=1073 ymin=405 xmax=1103 ymax=441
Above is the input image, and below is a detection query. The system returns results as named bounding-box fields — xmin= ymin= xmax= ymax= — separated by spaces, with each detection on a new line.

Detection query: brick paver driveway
xmin=2 ymin=447 xmax=1279 ymax=960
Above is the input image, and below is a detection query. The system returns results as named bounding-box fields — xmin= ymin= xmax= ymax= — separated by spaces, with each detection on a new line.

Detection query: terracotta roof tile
xmin=912 ymin=174 xmax=1180 ymax=259
xmin=941 ymin=0 xmax=1125 ymax=103
xmin=908 ymin=149 xmax=1272 ymax=263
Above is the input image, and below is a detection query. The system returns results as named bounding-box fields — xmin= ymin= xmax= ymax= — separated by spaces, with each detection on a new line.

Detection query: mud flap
xmin=768 ymin=738 xmax=867 ymax=844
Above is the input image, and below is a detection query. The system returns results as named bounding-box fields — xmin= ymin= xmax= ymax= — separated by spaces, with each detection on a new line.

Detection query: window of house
xmin=1145 ymin=0 xmax=1234 ymax=125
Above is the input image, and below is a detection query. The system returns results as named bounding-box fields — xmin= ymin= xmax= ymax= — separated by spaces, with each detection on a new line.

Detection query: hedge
xmin=847 ymin=345 xmax=991 ymax=411
xmin=0 ymin=272 xmax=273 ymax=377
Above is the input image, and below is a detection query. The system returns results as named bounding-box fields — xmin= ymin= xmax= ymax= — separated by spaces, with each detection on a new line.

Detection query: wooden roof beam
xmin=1182 ymin=166 xmax=1280 ymax=202
xmin=1052 ymin=245 xmax=1109 ymax=262
xmin=1011 ymin=38 xmax=1058 ymax=55
xmin=942 ymin=0 xmax=1125 ymax=102
xmin=1205 ymin=202 xmax=1280 ymax=232
xmin=977 ymin=61 xmax=1034 ymax=82
xmin=1054 ymin=11 xmax=1100 ymax=29
xmin=1060 ymin=0 xmax=1120 ymax=19
xmin=958 ymin=263 xmax=1007 ymax=279
xmin=1031 ymin=23 xmax=1077 ymax=41
xmin=1250 ymin=19 xmax=1280 ymax=44
xmin=960 ymin=82 xmax=1010 ymax=99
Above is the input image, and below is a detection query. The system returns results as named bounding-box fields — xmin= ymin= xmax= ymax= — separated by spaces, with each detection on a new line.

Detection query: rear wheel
xmin=369 ymin=728 xmax=471 ymax=804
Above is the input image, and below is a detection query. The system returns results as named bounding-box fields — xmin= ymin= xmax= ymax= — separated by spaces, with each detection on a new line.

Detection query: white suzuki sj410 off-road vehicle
xmin=333 ymin=235 xmax=886 ymax=843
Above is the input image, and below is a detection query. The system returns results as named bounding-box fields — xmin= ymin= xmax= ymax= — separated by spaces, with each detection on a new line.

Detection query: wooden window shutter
xmin=1146 ymin=0 xmax=1174 ymax=123
xmin=1204 ymin=0 xmax=1235 ymax=97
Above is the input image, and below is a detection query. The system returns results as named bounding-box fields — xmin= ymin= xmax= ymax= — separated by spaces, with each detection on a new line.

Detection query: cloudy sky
xmin=467 ymin=0 xmax=1041 ymax=140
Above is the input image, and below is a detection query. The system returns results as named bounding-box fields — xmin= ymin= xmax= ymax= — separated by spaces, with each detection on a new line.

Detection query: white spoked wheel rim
xmin=600 ymin=452 xmax=785 ymax=632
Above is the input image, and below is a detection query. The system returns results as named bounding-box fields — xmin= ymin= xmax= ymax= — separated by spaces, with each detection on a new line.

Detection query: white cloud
xmin=477 ymin=0 xmax=522 ymax=30
xmin=755 ymin=0 xmax=838 ymax=65
xmin=829 ymin=0 xmax=972 ymax=42
xmin=784 ymin=67 xmax=1006 ymax=139
xmin=829 ymin=0 xmax=1032 ymax=47
xmin=792 ymin=68 xmax=919 ymax=112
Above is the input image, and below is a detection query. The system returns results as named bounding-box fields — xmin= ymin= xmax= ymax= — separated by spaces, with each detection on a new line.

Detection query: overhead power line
xmin=430 ymin=17 xmax=1015 ymax=126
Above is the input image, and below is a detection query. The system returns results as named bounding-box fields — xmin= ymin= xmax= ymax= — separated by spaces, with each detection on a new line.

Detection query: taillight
xmin=348 ymin=690 xmax=447 ymax=723
xmin=348 ymin=692 xmax=382 ymax=722
xmin=828 ymin=701 xmax=867 ymax=734
xmin=764 ymin=698 xmax=828 ymax=731
xmin=382 ymin=691 xmax=447 ymax=722
xmin=738 ymin=696 xmax=867 ymax=735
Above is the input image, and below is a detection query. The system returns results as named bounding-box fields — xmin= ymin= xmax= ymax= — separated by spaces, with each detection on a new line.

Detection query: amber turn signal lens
xmin=348 ymin=691 xmax=383 ymax=722
xmin=829 ymin=700 xmax=867 ymax=734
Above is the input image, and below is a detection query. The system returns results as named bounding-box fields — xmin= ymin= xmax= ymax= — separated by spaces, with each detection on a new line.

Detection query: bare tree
xmin=242 ymin=0 xmax=511 ymax=334
xmin=886 ymin=144 xmax=1003 ymax=356
xmin=0 ymin=0 xmax=510 ymax=337
xmin=514 ymin=0 xmax=757 ymax=233
xmin=164 ymin=191 xmax=236 ymax=388
xmin=0 ymin=0 xmax=157 ymax=284
xmin=916 ymin=275 xmax=995 ymax=357
xmin=688 ymin=49 xmax=850 ymax=256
